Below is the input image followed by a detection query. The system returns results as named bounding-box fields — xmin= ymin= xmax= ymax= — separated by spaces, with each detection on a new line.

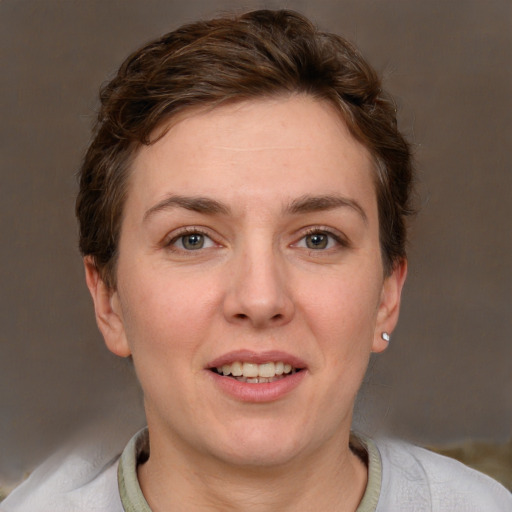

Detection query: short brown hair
xmin=76 ymin=9 xmax=414 ymax=287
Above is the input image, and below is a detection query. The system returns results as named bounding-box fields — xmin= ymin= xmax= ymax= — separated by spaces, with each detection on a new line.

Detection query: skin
xmin=85 ymin=95 xmax=407 ymax=511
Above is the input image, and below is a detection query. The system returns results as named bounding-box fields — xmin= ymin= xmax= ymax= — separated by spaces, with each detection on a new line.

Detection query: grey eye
xmin=169 ymin=230 xmax=217 ymax=252
xmin=305 ymin=233 xmax=329 ymax=249
xmin=180 ymin=233 xmax=205 ymax=250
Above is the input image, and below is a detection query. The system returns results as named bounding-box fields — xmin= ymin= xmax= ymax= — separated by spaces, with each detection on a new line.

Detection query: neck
xmin=137 ymin=427 xmax=368 ymax=512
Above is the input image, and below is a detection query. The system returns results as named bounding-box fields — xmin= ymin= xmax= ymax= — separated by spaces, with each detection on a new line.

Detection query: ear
xmin=372 ymin=259 xmax=408 ymax=353
xmin=84 ymin=257 xmax=131 ymax=358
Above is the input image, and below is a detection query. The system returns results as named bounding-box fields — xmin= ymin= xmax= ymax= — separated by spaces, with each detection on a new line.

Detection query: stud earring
xmin=381 ymin=332 xmax=390 ymax=342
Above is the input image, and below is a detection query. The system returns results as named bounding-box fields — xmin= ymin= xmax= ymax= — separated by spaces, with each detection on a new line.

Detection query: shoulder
xmin=1 ymin=434 xmax=125 ymax=512
xmin=374 ymin=438 xmax=512 ymax=512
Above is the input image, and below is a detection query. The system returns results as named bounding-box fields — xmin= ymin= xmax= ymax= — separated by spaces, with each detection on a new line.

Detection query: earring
xmin=381 ymin=332 xmax=390 ymax=342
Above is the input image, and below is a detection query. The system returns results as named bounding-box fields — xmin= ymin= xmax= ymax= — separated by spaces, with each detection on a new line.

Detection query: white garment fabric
xmin=2 ymin=429 xmax=511 ymax=511
xmin=0 ymin=444 xmax=122 ymax=512
xmin=0 ymin=426 xmax=125 ymax=512
xmin=376 ymin=438 xmax=511 ymax=511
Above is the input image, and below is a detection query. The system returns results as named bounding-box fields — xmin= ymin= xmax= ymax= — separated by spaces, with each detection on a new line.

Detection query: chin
xmin=216 ymin=442 xmax=302 ymax=469
xmin=206 ymin=419 xmax=316 ymax=468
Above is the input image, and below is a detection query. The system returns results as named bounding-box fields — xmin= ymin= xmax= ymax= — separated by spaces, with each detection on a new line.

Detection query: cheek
xmin=117 ymin=272 xmax=216 ymax=412
xmin=302 ymin=274 xmax=381 ymax=408
xmin=300 ymin=270 xmax=381 ymax=333
xmin=118 ymin=269 xmax=218 ymax=361
xmin=296 ymin=268 xmax=382 ymax=365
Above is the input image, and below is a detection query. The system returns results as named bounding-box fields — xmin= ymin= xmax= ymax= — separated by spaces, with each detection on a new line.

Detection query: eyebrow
xmin=143 ymin=195 xmax=231 ymax=221
xmin=143 ymin=193 xmax=367 ymax=223
xmin=286 ymin=194 xmax=368 ymax=223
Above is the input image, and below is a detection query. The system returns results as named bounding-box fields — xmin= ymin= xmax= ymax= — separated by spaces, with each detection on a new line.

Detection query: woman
xmin=3 ymin=9 xmax=510 ymax=512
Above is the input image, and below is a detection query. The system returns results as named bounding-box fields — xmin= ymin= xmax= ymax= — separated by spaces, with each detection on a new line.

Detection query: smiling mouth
xmin=210 ymin=361 xmax=302 ymax=383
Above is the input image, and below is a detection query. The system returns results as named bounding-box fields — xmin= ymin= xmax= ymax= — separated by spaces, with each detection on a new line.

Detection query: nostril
xmin=235 ymin=313 xmax=248 ymax=320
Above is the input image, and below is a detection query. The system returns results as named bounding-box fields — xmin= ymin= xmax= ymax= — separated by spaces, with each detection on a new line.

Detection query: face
xmin=86 ymin=96 xmax=405 ymax=469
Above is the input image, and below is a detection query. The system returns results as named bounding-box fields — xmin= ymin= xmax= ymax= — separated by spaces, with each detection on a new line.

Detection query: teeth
xmin=229 ymin=376 xmax=287 ymax=384
xmin=242 ymin=362 xmax=259 ymax=378
xmin=231 ymin=361 xmax=243 ymax=376
xmin=213 ymin=361 xmax=297 ymax=379
xmin=259 ymin=362 xmax=275 ymax=378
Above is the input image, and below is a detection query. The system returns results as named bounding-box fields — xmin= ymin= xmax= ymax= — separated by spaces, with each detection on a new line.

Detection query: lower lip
xmin=206 ymin=370 xmax=307 ymax=403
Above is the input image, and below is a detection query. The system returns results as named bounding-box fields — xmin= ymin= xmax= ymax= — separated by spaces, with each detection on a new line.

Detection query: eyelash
xmin=163 ymin=226 xmax=349 ymax=253
xmin=164 ymin=227 xmax=216 ymax=252
xmin=297 ymin=227 xmax=349 ymax=250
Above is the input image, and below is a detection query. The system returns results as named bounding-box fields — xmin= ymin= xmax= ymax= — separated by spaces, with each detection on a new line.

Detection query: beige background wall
xmin=1 ymin=0 xmax=510 ymax=485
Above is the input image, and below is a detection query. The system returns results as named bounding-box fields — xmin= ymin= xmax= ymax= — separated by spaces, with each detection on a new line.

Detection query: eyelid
xmin=163 ymin=226 xmax=221 ymax=250
xmin=292 ymin=226 xmax=350 ymax=249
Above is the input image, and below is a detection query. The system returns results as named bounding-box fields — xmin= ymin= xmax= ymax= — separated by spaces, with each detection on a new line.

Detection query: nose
xmin=222 ymin=242 xmax=295 ymax=329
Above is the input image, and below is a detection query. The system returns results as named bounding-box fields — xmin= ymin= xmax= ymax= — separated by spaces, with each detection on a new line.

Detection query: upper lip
xmin=207 ymin=350 xmax=307 ymax=369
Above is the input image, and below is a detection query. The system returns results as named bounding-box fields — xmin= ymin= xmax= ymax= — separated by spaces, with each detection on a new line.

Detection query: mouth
xmin=206 ymin=351 xmax=307 ymax=401
xmin=210 ymin=361 xmax=302 ymax=383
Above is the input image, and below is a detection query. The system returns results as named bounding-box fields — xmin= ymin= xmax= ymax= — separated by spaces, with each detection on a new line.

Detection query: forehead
xmin=127 ymin=95 xmax=376 ymax=217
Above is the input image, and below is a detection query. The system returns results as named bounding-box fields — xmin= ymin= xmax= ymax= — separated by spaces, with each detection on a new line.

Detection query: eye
xmin=171 ymin=231 xmax=216 ymax=251
xmin=294 ymin=229 xmax=344 ymax=251
xmin=305 ymin=233 xmax=330 ymax=250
